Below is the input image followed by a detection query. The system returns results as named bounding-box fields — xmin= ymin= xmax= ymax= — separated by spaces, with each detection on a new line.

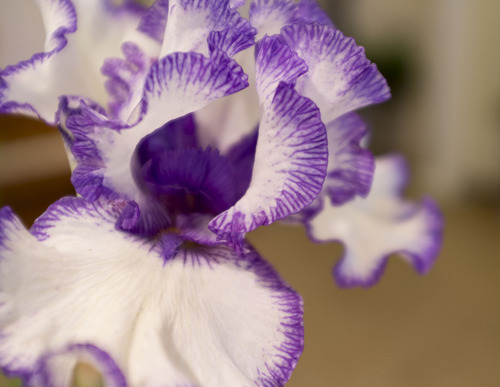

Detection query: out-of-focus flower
xmin=0 ymin=0 xmax=443 ymax=385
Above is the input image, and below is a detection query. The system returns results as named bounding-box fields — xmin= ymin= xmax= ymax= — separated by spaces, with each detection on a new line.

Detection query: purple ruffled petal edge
xmin=0 ymin=0 xmax=77 ymax=119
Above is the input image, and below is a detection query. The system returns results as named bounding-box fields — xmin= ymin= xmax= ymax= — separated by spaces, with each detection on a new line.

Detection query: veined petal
xmin=281 ymin=23 xmax=391 ymax=123
xmin=137 ymin=0 xmax=170 ymax=42
xmin=324 ymin=113 xmax=374 ymax=205
xmin=255 ymin=35 xmax=308 ymax=105
xmin=101 ymin=42 xmax=155 ymax=121
xmin=66 ymin=50 xmax=248 ymax=201
xmin=209 ymin=82 xmax=328 ymax=251
xmin=307 ymin=155 xmax=444 ymax=288
xmin=249 ymin=0 xmax=332 ymax=40
xmin=0 ymin=0 xmax=155 ymax=123
xmin=0 ymin=199 xmax=303 ymax=386
xmin=159 ymin=0 xmax=256 ymax=58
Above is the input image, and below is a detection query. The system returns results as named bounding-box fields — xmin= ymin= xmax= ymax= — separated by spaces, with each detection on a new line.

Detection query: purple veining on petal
xmin=209 ymin=82 xmax=328 ymax=252
xmin=255 ymin=34 xmax=308 ymax=103
xmin=136 ymin=49 xmax=249 ymax=127
xmin=138 ymin=0 xmax=170 ymax=42
xmin=60 ymin=98 xmax=124 ymax=202
xmin=207 ymin=22 xmax=256 ymax=58
xmin=296 ymin=0 xmax=334 ymax=27
xmin=0 ymin=207 xmax=22 ymax=252
xmin=101 ymin=42 xmax=155 ymax=120
xmin=154 ymin=232 xmax=184 ymax=262
xmin=249 ymin=0 xmax=331 ymax=39
xmin=177 ymin=244 xmax=304 ymax=385
xmin=281 ymin=23 xmax=391 ymax=122
xmin=161 ymin=0 xmax=256 ymax=57
xmin=34 ymin=343 xmax=126 ymax=387
xmin=324 ymin=113 xmax=374 ymax=205
xmin=0 ymin=0 xmax=77 ymax=121
xmin=29 ymin=196 xmax=120 ymax=242
xmin=249 ymin=0 xmax=297 ymax=38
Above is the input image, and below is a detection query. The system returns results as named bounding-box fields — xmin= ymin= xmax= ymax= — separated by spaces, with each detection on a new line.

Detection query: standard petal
xmin=0 ymin=0 xmax=154 ymax=123
xmin=307 ymin=155 xmax=444 ymax=288
xmin=0 ymin=199 xmax=303 ymax=386
xmin=324 ymin=113 xmax=374 ymax=205
xmin=159 ymin=0 xmax=256 ymax=58
xmin=249 ymin=0 xmax=332 ymax=40
xmin=209 ymin=82 xmax=328 ymax=251
xmin=281 ymin=23 xmax=391 ymax=123
xmin=255 ymin=35 xmax=308 ymax=105
xmin=66 ymin=50 xmax=248 ymax=201
xmin=101 ymin=42 xmax=156 ymax=121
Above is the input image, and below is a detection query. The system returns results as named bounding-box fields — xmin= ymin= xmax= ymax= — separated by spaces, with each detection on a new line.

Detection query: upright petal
xmin=159 ymin=0 xmax=256 ymax=58
xmin=307 ymin=155 xmax=444 ymax=287
xmin=209 ymin=82 xmax=328 ymax=251
xmin=281 ymin=23 xmax=391 ymax=123
xmin=249 ymin=0 xmax=332 ymax=40
xmin=0 ymin=0 xmax=155 ymax=123
xmin=66 ymin=50 xmax=248 ymax=201
xmin=0 ymin=198 xmax=303 ymax=386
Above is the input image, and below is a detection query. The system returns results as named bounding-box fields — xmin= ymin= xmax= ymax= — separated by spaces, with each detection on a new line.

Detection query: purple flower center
xmin=118 ymin=114 xmax=257 ymax=241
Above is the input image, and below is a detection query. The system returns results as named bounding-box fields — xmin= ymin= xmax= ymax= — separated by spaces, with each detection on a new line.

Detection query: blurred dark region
xmin=0 ymin=115 xmax=75 ymax=226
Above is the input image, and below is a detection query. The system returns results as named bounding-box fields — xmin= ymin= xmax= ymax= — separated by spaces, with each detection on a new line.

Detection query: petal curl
xmin=307 ymin=155 xmax=444 ymax=287
xmin=66 ymin=50 xmax=248 ymax=201
xmin=249 ymin=0 xmax=332 ymax=40
xmin=0 ymin=0 xmax=153 ymax=123
xmin=281 ymin=23 xmax=391 ymax=123
xmin=0 ymin=199 xmax=303 ymax=386
xmin=324 ymin=113 xmax=374 ymax=205
xmin=159 ymin=0 xmax=256 ymax=58
xmin=209 ymin=82 xmax=328 ymax=251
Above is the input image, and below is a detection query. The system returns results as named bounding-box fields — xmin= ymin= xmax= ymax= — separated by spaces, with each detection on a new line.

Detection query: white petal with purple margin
xmin=281 ymin=23 xmax=391 ymax=123
xmin=249 ymin=0 xmax=332 ymax=41
xmin=67 ymin=50 xmax=248 ymax=201
xmin=323 ymin=112 xmax=374 ymax=205
xmin=0 ymin=0 xmax=156 ymax=123
xmin=0 ymin=198 xmax=303 ymax=386
xmin=209 ymin=81 xmax=328 ymax=251
xmin=307 ymin=155 xmax=444 ymax=287
xmin=159 ymin=0 xmax=256 ymax=58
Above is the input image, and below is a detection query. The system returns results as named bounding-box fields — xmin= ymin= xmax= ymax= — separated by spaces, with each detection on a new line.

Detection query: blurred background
xmin=1 ymin=0 xmax=500 ymax=386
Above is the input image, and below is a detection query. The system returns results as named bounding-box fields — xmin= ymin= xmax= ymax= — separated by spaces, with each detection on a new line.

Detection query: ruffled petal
xmin=65 ymin=50 xmax=248 ymax=201
xmin=324 ymin=113 xmax=374 ymax=205
xmin=0 ymin=0 xmax=156 ymax=123
xmin=137 ymin=0 xmax=170 ymax=42
xmin=249 ymin=0 xmax=332 ymax=40
xmin=307 ymin=155 xmax=444 ymax=287
xmin=101 ymin=42 xmax=156 ymax=121
xmin=209 ymin=82 xmax=328 ymax=251
xmin=255 ymin=35 xmax=308 ymax=105
xmin=159 ymin=0 xmax=256 ymax=58
xmin=281 ymin=23 xmax=391 ymax=123
xmin=0 ymin=199 xmax=303 ymax=386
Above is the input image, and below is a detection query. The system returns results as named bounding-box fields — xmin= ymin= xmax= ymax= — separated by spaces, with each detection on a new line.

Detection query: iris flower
xmin=0 ymin=0 xmax=443 ymax=385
